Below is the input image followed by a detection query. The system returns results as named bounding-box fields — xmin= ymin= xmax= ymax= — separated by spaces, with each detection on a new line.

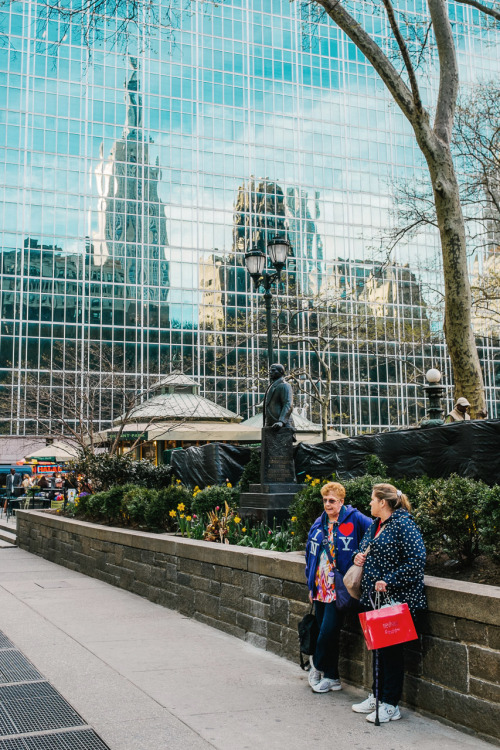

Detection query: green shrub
xmin=288 ymin=481 xmax=325 ymax=546
xmin=144 ymin=484 xmax=193 ymax=530
xmin=412 ymin=474 xmax=486 ymax=564
xmin=68 ymin=451 xmax=172 ymax=492
xmin=82 ymin=491 xmax=108 ymax=519
xmin=363 ymin=454 xmax=389 ymax=477
xmin=101 ymin=483 xmax=138 ymax=524
xmin=478 ymin=484 xmax=500 ymax=559
xmin=74 ymin=491 xmax=92 ymax=517
xmin=239 ymin=448 xmax=260 ymax=492
xmin=129 ymin=461 xmax=173 ymax=490
xmin=192 ymin=484 xmax=240 ymax=520
xmin=122 ymin=486 xmax=157 ymax=526
xmin=343 ymin=474 xmax=387 ymax=515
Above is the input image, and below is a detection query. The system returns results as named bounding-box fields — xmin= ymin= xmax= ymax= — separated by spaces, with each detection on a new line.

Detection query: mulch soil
xmin=425 ymin=554 xmax=500 ymax=586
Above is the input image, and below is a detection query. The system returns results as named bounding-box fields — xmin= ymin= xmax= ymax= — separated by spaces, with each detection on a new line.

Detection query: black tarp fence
xmin=169 ymin=420 xmax=500 ymax=489
xmin=171 ymin=442 xmax=253 ymax=488
xmin=295 ymin=419 xmax=500 ymax=485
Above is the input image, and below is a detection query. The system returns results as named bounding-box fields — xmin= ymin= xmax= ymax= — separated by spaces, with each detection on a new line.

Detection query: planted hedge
xmin=289 ymin=466 xmax=500 ymax=564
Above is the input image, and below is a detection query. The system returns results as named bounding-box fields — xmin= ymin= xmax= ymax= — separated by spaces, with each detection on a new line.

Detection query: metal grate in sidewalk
xmin=0 ymin=631 xmax=110 ymax=749
xmin=0 ymin=636 xmax=14 ymax=652
xmin=0 ymin=653 xmax=42 ymax=684
xmin=0 ymin=695 xmax=85 ymax=736
xmin=0 ymin=730 xmax=111 ymax=750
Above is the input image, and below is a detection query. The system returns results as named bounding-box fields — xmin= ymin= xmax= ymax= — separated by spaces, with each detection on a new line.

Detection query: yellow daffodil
xmin=234 ymin=516 xmax=241 ymax=524
xmin=291 ymin=516 xmax=297 ymax=522
xmin=169 ymin=509 xmax=176 ymax=517
xmin=186 ymin=515 xmax=192 ymax=521
xmin=241 ymin=527 xmax=246 ymax=533
xmin=177 ymin=503 xmax=185 ymax=511
xmin=226 ymin=482 xmax=232 ymax=488
xmin=180 ymin=513 xmax=185 ymax=519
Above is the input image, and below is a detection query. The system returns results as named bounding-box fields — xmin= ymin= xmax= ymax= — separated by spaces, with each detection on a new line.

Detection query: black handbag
xmin=297 ymin=603 xmax=319 ymax=670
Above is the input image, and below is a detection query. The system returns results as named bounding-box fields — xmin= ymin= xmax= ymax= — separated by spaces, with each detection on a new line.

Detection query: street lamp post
xmin=420 ymin=367 xmax=446 ymax=427
xmin=244 ymin=237 xmax=290 ymax=367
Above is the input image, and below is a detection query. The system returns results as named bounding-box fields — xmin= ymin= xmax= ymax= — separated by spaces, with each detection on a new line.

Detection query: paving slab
xmin=0 ymin=547 xmax=493 ymax=750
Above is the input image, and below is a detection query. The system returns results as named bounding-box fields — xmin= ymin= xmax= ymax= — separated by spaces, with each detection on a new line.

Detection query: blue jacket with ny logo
xmin=305 ymin=505 xmax=372 ymax=595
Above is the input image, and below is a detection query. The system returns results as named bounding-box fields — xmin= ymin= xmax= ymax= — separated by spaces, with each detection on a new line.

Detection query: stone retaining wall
xmin=17 ymin=510 xmax=500 ymax=743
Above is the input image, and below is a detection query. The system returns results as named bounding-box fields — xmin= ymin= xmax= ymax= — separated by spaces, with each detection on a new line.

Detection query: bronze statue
xmin=263 ymin=363 xmax=294 ymax=431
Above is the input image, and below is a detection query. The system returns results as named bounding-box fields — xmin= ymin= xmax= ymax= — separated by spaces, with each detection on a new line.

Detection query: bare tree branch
xmin=454 ymin=0 xmax=500 ymax=22
xmin=381 ymin=0 xmax=423 ymax=111
xmin=314 ymin=0 xmax=416 ymax=119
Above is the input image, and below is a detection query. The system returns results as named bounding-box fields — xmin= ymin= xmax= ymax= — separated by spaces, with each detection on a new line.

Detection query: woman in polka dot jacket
xmin=350 ymin=483 xmax=426 ymax=724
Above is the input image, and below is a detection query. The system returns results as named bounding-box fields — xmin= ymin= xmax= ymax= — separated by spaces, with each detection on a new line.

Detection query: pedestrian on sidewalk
xmin=304 ymin=481 xmax=371 ymax=694
xmin=3 ymin=468 xmax=21 ymax=514
xmin=351 ymin=483 xmax=426 ymax=723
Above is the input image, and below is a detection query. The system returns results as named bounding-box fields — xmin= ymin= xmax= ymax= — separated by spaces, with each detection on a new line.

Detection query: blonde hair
xmin=320 ymin=482 xmax=346 ymax=500
xmin=372 ymin=483 xmax=411 ymax=512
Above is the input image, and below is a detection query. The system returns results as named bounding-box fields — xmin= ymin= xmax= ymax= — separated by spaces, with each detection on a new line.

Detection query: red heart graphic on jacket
xmin=338 ymin=522 xmax=354 ymax=536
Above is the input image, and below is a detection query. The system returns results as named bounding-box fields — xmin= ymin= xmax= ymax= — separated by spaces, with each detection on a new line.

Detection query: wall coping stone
xmin=16 ymin=510 xmax=500 ymax=626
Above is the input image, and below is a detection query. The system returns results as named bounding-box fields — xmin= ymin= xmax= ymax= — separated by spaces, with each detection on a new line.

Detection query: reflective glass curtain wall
xmin=1 ymin=0 xmax=499 ymax=436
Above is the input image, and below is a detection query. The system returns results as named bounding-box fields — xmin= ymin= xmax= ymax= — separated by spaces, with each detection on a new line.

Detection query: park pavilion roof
xmin=241 ymin=410 xmax=346 ymax=440
xmin=114 ymin=371 xmax=242 ymax=424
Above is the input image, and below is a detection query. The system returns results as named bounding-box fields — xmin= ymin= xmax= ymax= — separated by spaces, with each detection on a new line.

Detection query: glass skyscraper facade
xmin=1 ymin=0 xmax=499 ymax=437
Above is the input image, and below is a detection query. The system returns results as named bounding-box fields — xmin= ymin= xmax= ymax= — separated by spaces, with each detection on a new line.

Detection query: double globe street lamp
xmin=244 ymin=237 xmax=291 ymax=366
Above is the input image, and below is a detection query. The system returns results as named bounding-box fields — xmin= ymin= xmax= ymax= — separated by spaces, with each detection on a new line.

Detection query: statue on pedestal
xmin=263 ymin=363 xmax=294 ymax=431
xmin=239 ymin=363 xmax=300 ymax=523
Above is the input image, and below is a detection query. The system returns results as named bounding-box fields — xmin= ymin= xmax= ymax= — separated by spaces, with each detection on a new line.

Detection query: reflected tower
xmin=93 ymin=57 xmax=169 ymax=298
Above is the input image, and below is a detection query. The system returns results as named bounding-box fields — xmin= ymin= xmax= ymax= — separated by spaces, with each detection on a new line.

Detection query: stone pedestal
xmin=239 ymin=427 xmax=300 ymax=524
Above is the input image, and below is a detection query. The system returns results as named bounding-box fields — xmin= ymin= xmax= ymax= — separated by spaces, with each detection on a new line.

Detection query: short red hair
xmin=320 ymin=482 xmax=346 ymax=500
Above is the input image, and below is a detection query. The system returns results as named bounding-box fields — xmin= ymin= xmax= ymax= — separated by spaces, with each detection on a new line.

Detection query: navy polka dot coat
xmin=355 ymin=509 xmax=427 ymax=614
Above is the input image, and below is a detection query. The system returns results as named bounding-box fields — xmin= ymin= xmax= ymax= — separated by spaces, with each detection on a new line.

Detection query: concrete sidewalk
xmin=0 ymin=548 xmax=491 ymax=750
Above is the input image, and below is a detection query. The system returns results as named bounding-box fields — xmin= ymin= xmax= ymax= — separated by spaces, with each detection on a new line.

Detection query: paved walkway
xmin=0 ymin=548 xmax=492 ymax=750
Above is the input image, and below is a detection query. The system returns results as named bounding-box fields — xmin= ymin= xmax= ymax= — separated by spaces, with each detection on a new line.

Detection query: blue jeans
xmin=313 ymin=601 xmax=343 ymax=679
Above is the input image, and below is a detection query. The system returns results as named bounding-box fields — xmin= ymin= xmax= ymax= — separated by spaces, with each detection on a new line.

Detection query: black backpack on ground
xmin=297 ymin=603 xmax=319 ymax=670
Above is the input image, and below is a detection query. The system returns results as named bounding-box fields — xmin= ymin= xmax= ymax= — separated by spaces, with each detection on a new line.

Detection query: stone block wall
xmin=16 ymin=511 xmax=500 ymax=743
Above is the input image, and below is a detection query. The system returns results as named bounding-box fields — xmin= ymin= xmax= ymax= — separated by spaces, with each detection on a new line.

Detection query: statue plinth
xmin=239 ymin=427 xmax=300 ymax=524
xmin=260 ymin=426 xmax=295 ymax=484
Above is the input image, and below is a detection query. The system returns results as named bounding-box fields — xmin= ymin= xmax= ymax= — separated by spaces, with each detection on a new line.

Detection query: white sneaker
xmin=366 ymin=703 xmax=401 ymax=723
xmin=308 ymin=665 xmax=322 ymax=688
xmin=312 ymin=677 xmax=342 ymax=693
xmin=352 ymin=693 xmax=376 ymax=713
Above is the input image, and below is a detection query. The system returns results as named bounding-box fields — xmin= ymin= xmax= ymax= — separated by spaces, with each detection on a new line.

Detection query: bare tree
xmin=382 ymin=82 xmax=500 ymax=255
xmin=1 ymin=343 xmax=174 ymax=455
xmin=273 ymin=266 xmax=432 ymax=439
xmin=380 ymin=82 xmax=500 ymax=337
xmin=307 ymin=0 xmax=497 ymax=415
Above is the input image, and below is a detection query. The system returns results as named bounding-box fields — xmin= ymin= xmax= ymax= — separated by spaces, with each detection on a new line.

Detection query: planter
xmin=16 ymin=510 xmax=500 ymax=743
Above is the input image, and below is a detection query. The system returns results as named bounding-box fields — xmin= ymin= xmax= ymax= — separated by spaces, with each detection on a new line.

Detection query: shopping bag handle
xmin=369 ymin=591 xmax=393 ymax=610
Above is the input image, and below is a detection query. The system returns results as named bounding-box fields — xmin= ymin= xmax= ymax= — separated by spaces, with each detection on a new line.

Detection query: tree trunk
xmin=321 ymin=397 xmax=329 ymax=443
xmin=416 ymin=130 xmax=486 ymax=415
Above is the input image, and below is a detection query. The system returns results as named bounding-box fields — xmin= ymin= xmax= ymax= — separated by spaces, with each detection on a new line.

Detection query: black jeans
xmin=372 ymin=642 xmax=405 ymax=707
xmin=371 ymin=610 xmax=423 ymax=706
xmin=313 ymin=601 xmax=344 ymax=679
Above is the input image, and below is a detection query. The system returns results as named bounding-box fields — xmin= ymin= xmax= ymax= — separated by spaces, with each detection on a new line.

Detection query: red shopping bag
xmin=359 ymin=603 xmax=417 ymax=650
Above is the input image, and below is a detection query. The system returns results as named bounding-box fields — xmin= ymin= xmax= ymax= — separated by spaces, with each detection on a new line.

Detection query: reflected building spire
xmin=124 ymin=56 xmax=142 ymax=134
xmin=93 ymin=57 xmax=169 ymax=309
